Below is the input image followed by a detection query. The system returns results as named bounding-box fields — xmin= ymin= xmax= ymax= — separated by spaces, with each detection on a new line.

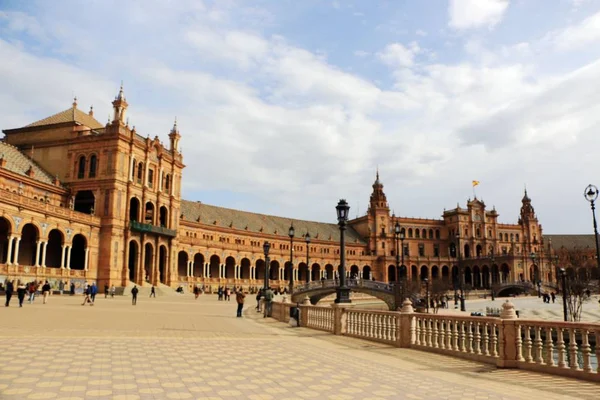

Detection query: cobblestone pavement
xmin=1 ymin=293 xmax=599 ymax=399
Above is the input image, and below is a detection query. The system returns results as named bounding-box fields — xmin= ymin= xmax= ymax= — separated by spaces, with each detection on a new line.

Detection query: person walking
xmin=90 ymin=283 xmax=97 ymax=305
xmin=17 ymin=281 xmax=27 ymax=307
xmin=104 ymin=284 xmax=109 ymax=298
xmin=193 ymin=286 xmax=199 ymax=299
xmin=42 ymin=281 xmax=51 ymax=304
xmin=236 ymin=289 xmax=245 ymax=317
xmin=255 ymin=289 xmax=263 ymax=312
xmin=131 ymin=286 xmax=139 ymax=305
xmin=150 ymin=286 xmax=156 ymax=298
xmin=225 ymin=287 xmax=231 ymax=301
xmin=70 ymin=282 xmax=75 ymax=296
xmin=5 ymin=280 xmax=14 ymax=307
xmin=264 ymin=287 xmax=274 ymax=318
xmin=58 ymin=280 xmax=64 ymax=295
xmin=110 ymin=285 xmax=116 ymax=298
xmin=81 ymin=284 xmax=91 ymax=306
xmin=28 ymin=282 xmax=36 ymax=304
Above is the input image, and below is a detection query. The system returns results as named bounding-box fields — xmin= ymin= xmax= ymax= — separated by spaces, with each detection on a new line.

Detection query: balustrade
xmin=306 ymin=307 xmax=334 ymax=332
xmin=346 ymin=309 xmax=398 ymax=344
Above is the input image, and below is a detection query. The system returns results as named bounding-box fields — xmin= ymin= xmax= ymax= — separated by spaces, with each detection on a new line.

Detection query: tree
xmin=557 ymin=247 xmax=596 ymax=322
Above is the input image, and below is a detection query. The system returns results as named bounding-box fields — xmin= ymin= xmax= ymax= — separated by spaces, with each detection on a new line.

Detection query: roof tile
xmin=0 ymin=142 xmax=62 ymax=186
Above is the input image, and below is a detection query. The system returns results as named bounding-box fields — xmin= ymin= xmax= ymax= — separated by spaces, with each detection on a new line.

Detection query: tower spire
xmin=112 ymin=82 xmax=129 ymax=124
xmin=169 ymin=116 xmax=181 ymax=152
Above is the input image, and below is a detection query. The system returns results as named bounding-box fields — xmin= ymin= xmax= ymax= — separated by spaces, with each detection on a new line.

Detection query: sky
xmin=1 ymin=0 xmax=600 ymax=234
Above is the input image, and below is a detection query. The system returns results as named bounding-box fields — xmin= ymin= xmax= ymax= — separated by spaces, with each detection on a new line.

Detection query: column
xmin=34 ymin=240 xmax=42 ymax=267
xmin=170 ymin=174 xmax=175 ymax=196
xmin=190 ymin=261 xmax=195 ymax=278
xmin=84 ymin=248 xmax=89 ymax=271
xmin=159 ymin=168 xmax=164 ymax=192
xmin=204 ymin=262 xmax=209 ymax=278
xmin=65 ymin=246 xmax=72 ymax=270
xmin=13 ymin=237 xmax=21 ymax=266
xmin=220 ymin=264 xmax=224 ymax=279
xmin=139 ymin=242 xmax=145 ymax=283
xmin=41 ymin=241 xmax=48 ymax=267
xmin=6 ymin=236 xmax=14 ymax=265
xmin=235 ymin=265 xmax=240 ymax=279
xmin=488 ymin=271 xmax=492 ymax=288
xmin=60 ymin=245 xmax=66 ymax=269
xmin=129 ymin=155 xmax=134 ymax=181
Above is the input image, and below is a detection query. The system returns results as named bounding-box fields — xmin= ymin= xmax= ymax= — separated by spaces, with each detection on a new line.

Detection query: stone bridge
xmin=494 ymin=281 xmax=535 ymax=297
xmin=291 ymin=279 xmax=402 ymax=310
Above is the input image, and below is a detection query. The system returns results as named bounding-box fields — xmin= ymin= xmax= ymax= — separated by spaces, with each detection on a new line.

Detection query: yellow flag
xmin=472 ymin=180 xmax=480 ymax=187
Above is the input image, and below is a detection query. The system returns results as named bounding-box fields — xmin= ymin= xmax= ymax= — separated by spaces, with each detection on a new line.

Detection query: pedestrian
xmin=58 ymin=280 xmax=64 ymax=295
xmin=193 ymin=286 xmax=199 ymax=299
xmin=90 ymin=283 xmax=97 ymax=305
xmin=70 ymin=282 xmax=75 ymax=296
xmin=150 ymin=286 xmax=156 ymax=298
xmin=256 ymin=288 xmax=262 ymax=312
xmin=42 ymin=281 xmax=51 ymax=304
xmin=236 ymin=289 xmax=245 ymax=317
xmin=110 ymin=285 xmax=116 ymax=298
xmin=218 ymin=286 xmax=223 ymax=301
xmin=264 ymin=287 xmax=274 ymax=318
xmin=17 ymin=281 xmax=27 ymax=307
xmin=104 ymin=284 xmax=109 ymax=298
xmin=131 ymin=285 xmax=139 ymax=305
xmin=81 ymin=284 xmax=91 ymax=306
xmin=5 ymin=280 xmax=14 ymax=307
xmin=225 ymin=287 xmax=231 ymax=301
xmin=551 ymin=292 xmax=556 ymax=303
xmin=28 ymin=282 xmax=36 ymax=303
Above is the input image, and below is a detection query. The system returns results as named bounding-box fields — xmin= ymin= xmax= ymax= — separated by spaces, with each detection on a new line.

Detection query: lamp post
xmin=335 ymin=199 xmax=351 ymax=304
xmin=400 ymin=229 xmax=406 ymax=299
xmin=559 ymin=267 xmax=568 ymax=322
xmin=305 ymin=233 xmax=310 ymax=282
xmin=490 ymin=249 xmax=495 ymax=301
xmin=263 ymin=241 xmax=271 ymax=293
xmin=584 ymin=184 xmax=600 ymax=288
xmin=423 ymin=277 xmax=429 ymax=313
xmin=288 ymin=224 xmax=295 ymax=294
xmin=456 ymin=232 xmax=466 ymax=311
xmin=530 ymin=252 xmax=540 ymax=297
xmin=394 ymin=221 xmax=401 ymax=282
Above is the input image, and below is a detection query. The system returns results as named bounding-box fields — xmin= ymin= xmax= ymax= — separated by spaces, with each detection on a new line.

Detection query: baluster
xmin=491 ymin=323 xmax=498 ymax=358
xmin=545 ymin=327 xmax=555 ymax=367
xmin=466 ymin=322 xmax=474 ymax=354
xmin=474 ymin=322 xmax=481 ymax=355
xmin=569 ymin=328 xmax=579 ymax=370
xmin=393 ymin=315 xmax=398 ymax=341
xmin=432 ymin=319 xmax=439 ymax=348
xmin=482 ymin=323 xmax=489 ymax=356
xmin=446 ymin=320 xmax=453 ymax=350
xmin=426 ymin=318 xmax=432 ymax=347
xmin=378 ymin=315 xmax=385 ymax=340
xmin=439 ymin=320 xmax=445 ymax=350
xmin=581 ymin=329 xmax=592 ymax=373
xmin=415 ymin=318 xmax=421 ymax=346
xmin=349 ymin=312 xmax=355 ymax=335
xmin=420 ymin=318 xmax=426 ymax=345
xmin=459 ymin=321 xmax=466 ymax=352
xmin=516 ymin=324 xmax=524 ymax=362
xmin=387 ymin=315 xmax=393 ymax=342
xmin=524 ymin=326 xmax=533 ymax=363
xmin=373 ymin=314 xmax=379 ymax=339
xmin=596 ymin=331 xmax=600 ymax=374
xmin=384 ymin=315 xmax=391 ymax=341
xmin=453 ymin=320 xmax=459 ymax=351
xmin=534 ymin=326 xmax=544 ymax=364
xmin=358 ymin=313 xmax=364 ymax=337
xmin=557 ymin=328 xmax=567 ymax=368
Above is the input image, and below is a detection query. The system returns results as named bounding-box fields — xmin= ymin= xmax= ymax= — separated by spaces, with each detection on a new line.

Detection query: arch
xmin=209 ymin=255 xmax=220 ymax=279
xmin=18 ymin=223 xmax=39 ymax=266
xmin=399 ymin=264 xmax=407 ymax=279
xmin=129 ymin=197 xmax=140 ymax=222
xmin=431 ymin=265 xmax=439 ymax=280
xmin=492 ymin=264 xmax=500 ymax=284
xmin=422 ymin=229 xmax=427 ymax=239
xmin=69 ymin=234 xmax=87 ymax=270
xmin=501 ymin=264 xmax=510 ymax=282
xmin=225 ymin=256 xmax=236 ymax=279
xmin=435 ymin=229 xmax=440 ymax=239
xmin=165 ymin=174 xmax=171 ymax=191
xmin=452 ymin=266 xmax=459 ymax=287
xmin=158 ymin=245 xmax=167 ymax=284
xmin=159 ymin=206 xmax=169 ymax=228
xmin=408 ymin=228 xmax=413 ymax=238
xmin=476 ymin=244 xmax=482 ymax=257
xmin=298 ymin=262 xmax=309 ymax=282
xmin=144 ymin=202 xmax=155 ymax=225
xmin=420 ymin=265 xmax=428 ymax=281
xmin=128 ymin=240 xmax=138 ymax=282
xmin=193 ymin=253 xmax=205 ymax=277
xmin=177 ymin=251 xmax=188 ymax=278
xmin=415 ymin=229 xmax=420 ymax=238
xmin=464 ymin=267 xmax=472 ymax=287
xmin=350 ymin=265 xmax=359 ymax=278
xmin=255 ymin=259 xmax=265 ymax=280
xmin=240 ymin=258 xmax=251 ymax=279
xmin=411 ymin=265 xmax=418 ymax=282
xmin=388 ymin=265 xmax=396 ymax=282
xmin=137 ymin=162 xmax=144 ymax=183
xmin=46 ymin=229 xmax=64 ymax=268
xmin=325 ymin=264 xmax=334 ymax=280
xmin=482 ymin=265 xmax=490 ymax=288
xmin=530 ymin=264 xmax=539 ymax=282
xmin=441 ymin=265 xmax=449 ymax=282
xmin=269 ymin=260 xmax=280 ymax=280
xmin=89 ymin=154 xmax=98 ymax=178
xmin=473 ymin=266 xmax=481 ymax=288
xmin=311 ymin=263 xmax=321 ymax=281
xmin=143 ymin=243 xmax=154 ymax=282
xmin=77 ymin=155 xmax=86 ymax=179
xmin=363 ymin=265 xmax=372 ymax=280
xmin=449 ymin=242 xmax=457 ymax=258
xmin=464 ymin=244 xmax=471 ymax=258
xmin=74 ymin=190 xmax=95 ymax=214
xmin=428 ymin=229 xmax=433 ymax=239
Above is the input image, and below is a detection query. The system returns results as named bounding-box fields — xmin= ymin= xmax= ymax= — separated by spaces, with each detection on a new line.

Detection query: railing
xmin=294 ymin=279 xmax=393 ymax=294
xmin=129 ymin=221 xmax=177 ymax=237
xmin=4 ymin=192 xmax=101 ymax=226
xmin=268 ymin=299 xmax=600 ymax=382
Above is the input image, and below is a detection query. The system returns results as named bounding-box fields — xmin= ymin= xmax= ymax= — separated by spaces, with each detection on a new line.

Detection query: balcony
xmin=130 ymin=221 xmax=177 ymax=237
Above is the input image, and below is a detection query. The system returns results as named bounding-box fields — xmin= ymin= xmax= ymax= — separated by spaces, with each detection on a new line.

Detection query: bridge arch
xmin=350 ymin=265 xmax=359 ymax=278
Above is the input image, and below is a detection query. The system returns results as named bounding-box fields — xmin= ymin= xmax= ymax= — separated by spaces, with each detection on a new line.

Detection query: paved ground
xmin=1 ymin=293 xmax=599 ymax=399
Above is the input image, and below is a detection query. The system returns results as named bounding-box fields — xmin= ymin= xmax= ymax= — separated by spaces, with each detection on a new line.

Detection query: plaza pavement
xmin=1 ymin=293 xmax=599 ymax=400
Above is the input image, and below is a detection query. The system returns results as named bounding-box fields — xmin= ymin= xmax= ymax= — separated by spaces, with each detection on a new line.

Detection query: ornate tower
xmin=518 ymin=189 xmax=542 ymax=252
xmin=112 ymin=83 xmax=128 ymax=124
xmin=367 ymin=170 xmax=391 ymax=258
xmin=169 ymin=118 xmax=181 ymax=153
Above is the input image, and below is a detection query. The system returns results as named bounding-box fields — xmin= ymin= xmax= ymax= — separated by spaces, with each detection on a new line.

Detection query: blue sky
xmin=2 ymin=0 xmax=600 ymax=233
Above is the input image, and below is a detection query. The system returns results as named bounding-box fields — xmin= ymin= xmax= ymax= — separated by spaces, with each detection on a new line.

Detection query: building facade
xmin=0 ymin=87 xmax=565 ymax=293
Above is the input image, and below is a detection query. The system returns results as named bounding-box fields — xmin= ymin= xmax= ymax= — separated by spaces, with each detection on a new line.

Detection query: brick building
xmin=0 ymin=86 xmax=582 ymax=292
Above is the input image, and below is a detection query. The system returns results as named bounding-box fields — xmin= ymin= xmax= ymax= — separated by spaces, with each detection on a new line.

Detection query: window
xmin=382 ymin=242 xmax=385 ymax=249
xmin=476 ymin=228 xmax=480 ymax=238
xmin=403 ymin=244 xmax=409 ymax=256
xmin=516 ymin=234 xmax=520 ymax=241
xmin=415 ymin=229 xmax=420 ymax=238
xmin=165 ymin=174 xmax=171 ymax=190
xmin=408 ymin=228 xmax=413 ymax=238
xmin=510 ymin=233 xmax=514 ymax=241
xmin=148 ymin=169 xmax=154 ymax=188
xmin=434 ymin=244 xmax=439 ymax=257
xmin=418 ymin=244 xmax=425 ymax=257
xmin=428 ymin=229 xmax=433 ymax=239
xmin=77 ymin=156 xmax=86 ymax=179
xmin=435 ymin=229 xmax=440 ymax=239
xmin=89 ymin=155 xmax=98 ymax=178
xmin=137 ymin=162 xmax=143 ymax=183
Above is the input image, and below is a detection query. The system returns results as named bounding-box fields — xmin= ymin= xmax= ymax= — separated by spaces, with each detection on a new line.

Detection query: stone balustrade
xmin=268 ymin=299 xmax=600 ymax=382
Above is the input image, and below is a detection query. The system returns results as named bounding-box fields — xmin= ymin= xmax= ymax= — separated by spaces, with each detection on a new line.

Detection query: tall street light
xmin=263 ymin=241 xmax=271 ymax=293
xmin=490 ymin=249 xmax=496 ymax=301
xmin=584 ymin=184 xmax=600 ymax=287
xmin=456 ymin=232 xmax=466 ymax=312
xmin=288 ymin=224 xmax=295 ymax=294
xmin=559 ymin=267 xmax=568 ymax=322
xmin=530 ymin=252 xmax=541 ymax=298
xmin=394 ymin=221 xmax=401 ymax=282
xmin=305 ymin=232 xmax=310 ymax=282
xmin=335 ymin=199 xmax=351 ymax=304
xmin=400 ymin=229 xmax=405 ymax=293
xmin=423 ymin=277 xmax=429 ymax=313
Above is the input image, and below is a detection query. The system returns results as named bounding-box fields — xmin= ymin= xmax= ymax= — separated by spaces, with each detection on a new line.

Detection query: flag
xmin=472 ymin=180 xmax=480 ymax=187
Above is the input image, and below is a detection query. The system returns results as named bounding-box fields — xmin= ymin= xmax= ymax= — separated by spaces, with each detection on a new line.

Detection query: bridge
xmin=291 ymin=279 xmax=403 ymax=310
xmin=494 ymin=281 xmax=536 ymax=297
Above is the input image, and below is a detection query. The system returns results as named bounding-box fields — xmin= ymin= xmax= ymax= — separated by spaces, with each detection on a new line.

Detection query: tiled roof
xmin=0 ymin=142 xmax=61 ymax=186
xmin=25 ymin=106 xmax=103 ymax=130
xmin=545 ymin=234 xmax=599 ymax=251
xmin=180 ymin=200 xmax=366 ymax=244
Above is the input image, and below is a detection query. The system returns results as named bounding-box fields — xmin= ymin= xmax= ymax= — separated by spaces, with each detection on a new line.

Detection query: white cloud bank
xmin=448 ymin=0 xmax=510 ymax=30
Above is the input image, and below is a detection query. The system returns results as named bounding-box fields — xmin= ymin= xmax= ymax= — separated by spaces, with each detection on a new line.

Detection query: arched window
xmin=428 ymin=229 xmax=433 ymax=239
xmin=77 ymin=156 xmax=86 ymax=179
xmin=516 ymin=234 xmax=520 ymax=242
xmin=408 ymin=228 xmax=413 ymax=238
xmin=415 ymin=229 xmax=420 ymax=238
xmin=165 ymin=174 xmax=170 ymax=190
xmin=435 ymin=229 xmax=440 ymax=239
xmin=137 ymin=162 xmax=143 ymax=183
xmin=89 ymin=154 xmax=98 ymax=178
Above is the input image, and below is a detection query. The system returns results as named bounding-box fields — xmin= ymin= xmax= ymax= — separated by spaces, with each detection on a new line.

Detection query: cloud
xmin=353 ymin=50 xmax=369 ymax=57
xmin=448 ymin=0 xmax=510 ymax=30
xmin=550 ymin=11 xmax=600 ymax=51
xmin=377 ymin=42 xmax=421 ymax=68
xmin=415 ymin=29 xmax=427 ymax=37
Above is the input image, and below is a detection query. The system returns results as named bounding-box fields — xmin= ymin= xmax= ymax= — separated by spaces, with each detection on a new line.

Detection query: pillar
xmin=190 ymin=261 xmax=195 ymax=277
xmin=6 ymin=236 xmax=14 ymax=265
xmin=220 ymin=264 xmax=224 ymax=279
xmin=13 ymin=237 xmax=21 ymax=266
xmin=204 ymin=262 xmax=209 ymax=278
xmin=60 ymin=245 xmax=66 ymax=269
xmin=41 ymin=241 xmax=48 ymax=268
xmin=65 ymin=246 xmax=72 ymax=270
xmin=235 ymin=265 xmax=240 ymax=279
xmin=34 ymin=240 xmax=42 ymax=267
xmin=84 ymin=248 xmax=89 ymax=271
xmin=129 ymin=155 xmax=134 ymax=181
xmin=139 ymin=243 xmax=145 ymax=282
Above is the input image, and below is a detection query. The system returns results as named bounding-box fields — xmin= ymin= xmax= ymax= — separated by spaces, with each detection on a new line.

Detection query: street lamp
xmin=584 ymin=184 xmax=600 ymax=287
xmin=263 ymin=241 xmax=271 ymax=293
xmin=288 ymin=224 xmax=295 ymax=294
xmin=530 ymin=252 xmax=541 ymax=297
xmin=559 ymin=267 xmax=568 ymax=322
xmin=490 ymin=249 xmax=496 ymax=301
xmin=394 ymin=221 xmax=401 ymax=282
xmin=423 ymin=277 xmax=429 ymax=313
xmin=456 ymin=232 xmax=466 ymax=311
xmin=305 ymin=232 xmax=310 ymax=282
xmin=335 ymin=199 xmax=351 ymax=304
